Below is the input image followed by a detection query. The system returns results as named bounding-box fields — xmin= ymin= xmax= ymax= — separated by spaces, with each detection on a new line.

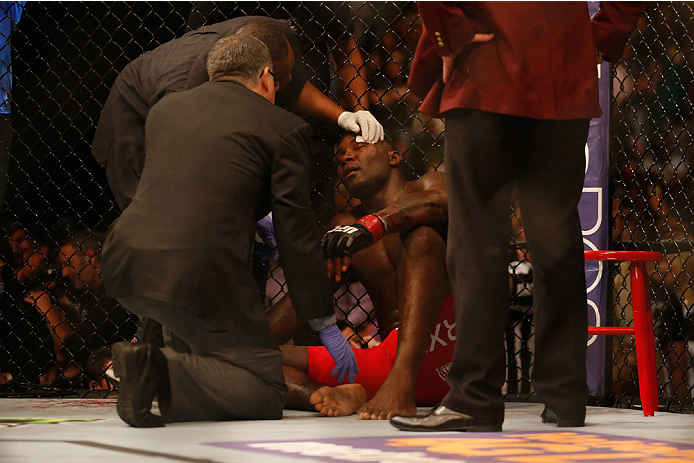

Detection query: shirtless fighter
xmin=268 ymin=133 xmax=451 ymax=419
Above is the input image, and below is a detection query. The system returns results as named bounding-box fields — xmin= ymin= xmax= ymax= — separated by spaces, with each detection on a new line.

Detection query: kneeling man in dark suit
xmin=101 ymin=34 xmax=357 ymax=427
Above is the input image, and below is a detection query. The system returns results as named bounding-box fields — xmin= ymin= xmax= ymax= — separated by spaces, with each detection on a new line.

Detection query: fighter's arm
xmin=266 ymin=292 xmax=305 ymax=345
xmin=266 ymin=215 xmax=358 ymax=343
xmin=323 ymin=172 xmax=447 ymax=282
xmin=266 ymin=273 xmax=350 ymax=345
xmin=371 ymin=171 xmax=448 ymax=234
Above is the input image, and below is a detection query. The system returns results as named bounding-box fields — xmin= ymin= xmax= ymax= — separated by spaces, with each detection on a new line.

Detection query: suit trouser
xmin=117 ymin=295 xmax=286 ymax=423
xmin=441 ymin=109 xmax=590 ymax=423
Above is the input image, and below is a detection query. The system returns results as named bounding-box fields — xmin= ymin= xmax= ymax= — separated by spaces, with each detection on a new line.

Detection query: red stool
xmin=584 ymin=250 xmax=662 ymax=417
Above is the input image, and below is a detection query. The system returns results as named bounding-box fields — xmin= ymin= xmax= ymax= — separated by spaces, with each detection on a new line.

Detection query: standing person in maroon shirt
xmin=391 ymin=1 xmax=642 ymax=432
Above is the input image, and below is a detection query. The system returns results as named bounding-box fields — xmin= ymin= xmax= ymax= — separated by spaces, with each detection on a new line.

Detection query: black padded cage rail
xmin=0 ymin=2 xmax=690 ymax=413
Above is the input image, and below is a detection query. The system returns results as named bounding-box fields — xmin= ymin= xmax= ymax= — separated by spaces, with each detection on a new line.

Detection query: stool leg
xmin=631 ymin=261 xmax=657 ymax=417
xmin=641 ymin=265 xmax=660 ymax=408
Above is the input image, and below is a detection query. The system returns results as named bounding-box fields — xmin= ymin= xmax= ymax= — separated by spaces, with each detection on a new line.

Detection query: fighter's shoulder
xmin=408 ymin=171 xmax=446 ymax=192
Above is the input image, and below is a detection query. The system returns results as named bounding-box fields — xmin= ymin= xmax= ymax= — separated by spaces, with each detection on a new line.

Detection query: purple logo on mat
xmin=205 ymin=432 xmax=694 ymax=462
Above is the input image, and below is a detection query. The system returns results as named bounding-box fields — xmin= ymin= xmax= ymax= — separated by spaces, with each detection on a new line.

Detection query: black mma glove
xmin=322 ymin=215 xmax=386 ymax=258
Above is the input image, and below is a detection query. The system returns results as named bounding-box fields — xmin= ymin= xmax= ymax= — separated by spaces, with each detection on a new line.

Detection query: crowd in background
xmin=0 ymin=2 xmax=690 ymax=405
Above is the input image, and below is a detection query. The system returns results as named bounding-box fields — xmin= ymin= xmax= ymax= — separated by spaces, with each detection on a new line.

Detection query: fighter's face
xmin=335 ymin=134 xmax=393 ymax=199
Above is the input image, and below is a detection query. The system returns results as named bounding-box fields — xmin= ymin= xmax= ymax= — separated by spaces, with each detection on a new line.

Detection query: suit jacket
xmin=101 ymin=82 xmax=334 ymax=350
xmin=92 ymin=16 xmax=306 ymax=209
xmin=408 ymin=1 xmax=643 ymax=119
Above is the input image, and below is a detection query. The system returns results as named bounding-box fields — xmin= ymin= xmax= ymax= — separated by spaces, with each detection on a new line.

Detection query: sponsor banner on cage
xmin=579 ymin=1 xmax=611 ymax=396
xmin=205 ymin=432 xmax=694 ymax=462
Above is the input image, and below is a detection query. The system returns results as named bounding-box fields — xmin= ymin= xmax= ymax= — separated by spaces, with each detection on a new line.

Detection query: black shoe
xmin=541 ymin=407 xmax=585 ymax=427
xmin=390 ymin=405 xmax=502 ymax=432
xmin=112 ymin=342 xmax=165 ymax=428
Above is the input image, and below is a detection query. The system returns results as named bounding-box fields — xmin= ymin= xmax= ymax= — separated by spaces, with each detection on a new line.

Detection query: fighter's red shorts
xmin=307 ymin=294 xmax=456 ymax=406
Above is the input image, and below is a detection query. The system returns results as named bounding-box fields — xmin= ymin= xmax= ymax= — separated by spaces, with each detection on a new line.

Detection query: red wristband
xmin=356 ymin=214 xmax=386 ymax=242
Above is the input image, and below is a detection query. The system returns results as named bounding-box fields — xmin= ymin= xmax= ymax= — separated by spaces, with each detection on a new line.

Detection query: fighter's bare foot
xmin=356 ymin=379 xmax=416 ymax=420
xmin=310 ymin=384 xmax=368 ymax=417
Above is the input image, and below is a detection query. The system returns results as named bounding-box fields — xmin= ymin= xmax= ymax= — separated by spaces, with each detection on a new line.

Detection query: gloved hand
xmin=318 ymin=323 xmax=358 ymax=383
xmin=255 ymin=214 xmax=279 ymax=261
xmin=322 ymin=215 xmax=386 ymax=258
xmin=321 ymin=224 xmax=372 ymax=259
xmin=337 ymin=110 xmax=384 ymax=144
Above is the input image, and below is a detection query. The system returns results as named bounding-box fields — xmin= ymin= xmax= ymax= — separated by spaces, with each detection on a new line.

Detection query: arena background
xmin=0 ymin=2 xmax=691 ymax=414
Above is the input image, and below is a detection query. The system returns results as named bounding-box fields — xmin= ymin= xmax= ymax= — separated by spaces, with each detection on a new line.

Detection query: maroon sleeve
xmin=592 ymin=2 xmax=644 ymax=62
xmin=417 ymin=1 xmax=475 ymax=57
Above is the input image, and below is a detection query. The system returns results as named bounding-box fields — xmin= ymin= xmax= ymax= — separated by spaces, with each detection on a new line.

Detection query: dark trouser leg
xmin=441 ymin=109 xmax=517 ymax=423
xmin=517 ymin=119 xmax=590 ymax=418
xmin=117 ymin=296 xmax=285 ymax=423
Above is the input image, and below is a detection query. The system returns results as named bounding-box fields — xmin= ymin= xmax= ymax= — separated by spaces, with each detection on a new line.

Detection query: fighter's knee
xmin=399 ymin=225 xmax=446 ymax=257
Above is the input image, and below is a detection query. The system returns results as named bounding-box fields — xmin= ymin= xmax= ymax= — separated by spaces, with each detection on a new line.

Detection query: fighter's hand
xmin=337 ymin=110 xmax=384 ymax=144
xmin=326 ymin=254 xmax=351 ymax=284
xmin=323 ymin=215 xmax=387 ymax=282
xmin=322 ymin=224 xmax=373 ymax=257
xmin=322 ymin=224 xmax=371 ymax=282
xmin=318 ymin=323 xmax=358 ymax=383
xmin=442 ymin=33 xmax=494 ymax=84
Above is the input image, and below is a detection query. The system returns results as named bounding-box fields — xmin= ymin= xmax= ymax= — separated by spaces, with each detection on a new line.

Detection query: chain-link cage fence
xmin=0 ymin=2 xmax=690 ymax=413
xmin=611 ymin=2 xmax=694 ymax=412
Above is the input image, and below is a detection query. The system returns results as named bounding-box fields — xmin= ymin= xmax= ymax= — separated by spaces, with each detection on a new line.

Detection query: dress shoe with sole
xmin=390 ymin=405 xmax=502 ymax=432
xmin=112 ymin=342 xmax=165 ymax=428
xmin=541 ymin=407 xmax=585 ymax=427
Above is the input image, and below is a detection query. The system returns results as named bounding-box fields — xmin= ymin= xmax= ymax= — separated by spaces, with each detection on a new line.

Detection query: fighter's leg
xmin=281 ymin=344 xmax=309 ymax=371
xmin=281 ymin=344 xmax=367 ymax=415
xmin=358 ymin=225 xmax=449 ymax=420
xmin=281 ymin=345 xmax=315 ymax=411
xmin=310 ymin=383 xmax=368 ymax=417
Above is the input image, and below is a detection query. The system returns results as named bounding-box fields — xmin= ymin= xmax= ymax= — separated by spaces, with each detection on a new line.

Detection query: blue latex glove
xmin=255 ymin=214 xmax=279 ymax=261
xmin=318 ymin=324 xmax=358 ymax=383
